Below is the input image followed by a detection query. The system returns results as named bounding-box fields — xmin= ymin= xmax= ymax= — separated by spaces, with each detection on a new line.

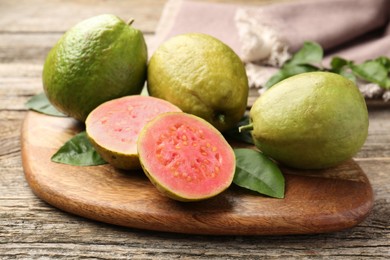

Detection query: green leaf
xmin=25 ymin=92 xmax=66 ymax=117
xmin=339 ymin=69 xmax=356 ymax=82
xmin=224 ymin=116 xmax=254 ymax=145
xmin=264 ymin=41 xmax=390 ymax=91
xmin=329 ymin=57 xmax=356 ymax=82
xmin=264 ymin=41 xmax=322 ymax=89
xmin=351 ymin=60 xmax=390 ymax=89
xmin=51 ymin=131 xmax=107 ymax=166
xmin=264 ymin=64 xmax=319 ymax=89
xmin=330 ymin=56 xmax=349 ymax=72
xmin=375 ymin=56 xmax=390 ymax=71
xmin=283 ymin=64 xmax=320 ymax=76
xmin=233 ymin=148 xmax=285 ymax=198
xmin=264 ymin=70 xmax=286 ymax=89
xmin=286 ymin=41 xmax=323 ymax=66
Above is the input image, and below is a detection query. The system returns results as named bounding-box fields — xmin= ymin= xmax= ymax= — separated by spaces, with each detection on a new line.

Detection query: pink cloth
xmin=150 ymin=0 xmax=390 ymax=100
xmin=151 ymin=0 xmax=390 ymax=63
xmin=149 ymin=0 xmax=241 ymax=55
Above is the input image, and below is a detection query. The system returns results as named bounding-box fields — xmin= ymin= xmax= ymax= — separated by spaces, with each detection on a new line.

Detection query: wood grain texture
xmin=21 ymin=111 xmax=374 ymax=235
xmin=1 ymin=0 xmax=390 ymax=258
xmin=0 ymin=0 xmax=291 ymax=33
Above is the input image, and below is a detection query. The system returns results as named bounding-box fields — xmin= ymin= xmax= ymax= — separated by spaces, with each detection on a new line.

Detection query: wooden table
xmin=1 ymin=0 xmax=389 ymax=258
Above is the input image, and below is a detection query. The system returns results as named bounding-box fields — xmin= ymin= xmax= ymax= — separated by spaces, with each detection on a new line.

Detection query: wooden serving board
xmin=21 ymin=111 xmax=374 ymax=235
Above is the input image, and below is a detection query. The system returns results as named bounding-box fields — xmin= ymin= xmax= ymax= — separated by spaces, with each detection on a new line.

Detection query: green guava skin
xmin=88 ymin=136 xmax=141 ymax=170
xmin=43 ymin=14 xmax=147 ymax=122
xmin=147 ymin=33 xmax=248 ymax=133
xmin=250 ymin=72 xmax=369 ymax=170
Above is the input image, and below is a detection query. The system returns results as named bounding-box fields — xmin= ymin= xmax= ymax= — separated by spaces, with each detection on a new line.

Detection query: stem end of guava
xmin=238 ymin=123 xmax=254 ymax=133
xmin=127 ymin=18 xmax=135 ymax=26
xmin=217 ymin=114 xmax=225 ymax=124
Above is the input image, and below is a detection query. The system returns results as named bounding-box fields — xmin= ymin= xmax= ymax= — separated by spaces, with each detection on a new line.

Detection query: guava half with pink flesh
xmin=85 ymin=96 xmax=181 ymax=170
xmin=137 ymin=112 xmax=235 ymax=201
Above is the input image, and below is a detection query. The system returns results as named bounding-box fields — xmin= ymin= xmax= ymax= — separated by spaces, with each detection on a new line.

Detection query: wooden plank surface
xmin=1 ymin=0 xmax=389 ymax=258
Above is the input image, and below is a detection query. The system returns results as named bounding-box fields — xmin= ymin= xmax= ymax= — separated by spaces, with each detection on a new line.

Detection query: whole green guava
xmin=246 ymin=71 xmax=369 ymax=169
xmin=43 ymin=14 xmax=147 ymax=121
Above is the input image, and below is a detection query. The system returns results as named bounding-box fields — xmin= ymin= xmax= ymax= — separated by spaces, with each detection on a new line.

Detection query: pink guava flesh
xmin=138 ymin=112 xmax=235 ymax=200
xmin=86 ymin=96 xmax=181 ymax=156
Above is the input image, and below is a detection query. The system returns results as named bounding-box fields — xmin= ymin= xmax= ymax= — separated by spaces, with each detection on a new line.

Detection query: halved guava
xmin=85 ymin=96 xmax=181 ymax=170
xmin=137 ymin=112 xmax=235 ymax=201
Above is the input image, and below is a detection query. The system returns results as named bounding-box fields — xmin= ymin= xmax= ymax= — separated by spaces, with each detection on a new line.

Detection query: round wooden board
xmin=21 ymin=111 xmax=374 ymax=235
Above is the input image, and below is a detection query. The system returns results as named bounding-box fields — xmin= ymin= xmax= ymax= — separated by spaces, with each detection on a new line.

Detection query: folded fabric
xmin=150 ymin=0 xmax=390 ymax=101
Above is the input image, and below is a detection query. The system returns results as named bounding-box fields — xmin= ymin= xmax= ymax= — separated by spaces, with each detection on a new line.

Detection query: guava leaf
xmin=286 ymin=41 xmax=323 ymax=66
xmin=25 ymin=92 xmax=66 ymax=117
xmin=263 ymin=70 xmax=286 ymax=89
xmin=51 ymin=131 xmax=107 ymax=166
xmin=233 ymin=148 xmax=285 ymax=199
xmin=375 ymin=56 xmax=390 ymax=71
xmin=264 ymin=64 xmax=319 ymax=89
xmin=330 ymin=56 xmax=349 ymax=72
xmin=264 ymin=41 xmax=322 ymax=89
xmin=263 ymin=41 xmax=390 ymax=91
xmin=350 ymin=60 xmax=390 ymax=89
xmin=338 ymin=69 xmax=356 ymax=82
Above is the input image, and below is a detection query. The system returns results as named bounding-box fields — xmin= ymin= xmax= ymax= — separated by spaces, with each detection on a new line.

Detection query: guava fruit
xmin=147 ymin=33 xmax=248 ymax=133
xmin=43 ymin=14 xmax=148 ymax=122
xmin=242 ymin=71 xmax=369 ymax=169
xmin=137 ymin=112 xmax=235 ymax=201
xmin=85 ymin=96 xmax=181 ymax=170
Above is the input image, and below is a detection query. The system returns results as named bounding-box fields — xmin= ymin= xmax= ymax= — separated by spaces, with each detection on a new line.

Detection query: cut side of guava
xmin=86 ymin=95 xmax=181 ymax=170
xmin=137 ymin=112 xmax=235 ymax=201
